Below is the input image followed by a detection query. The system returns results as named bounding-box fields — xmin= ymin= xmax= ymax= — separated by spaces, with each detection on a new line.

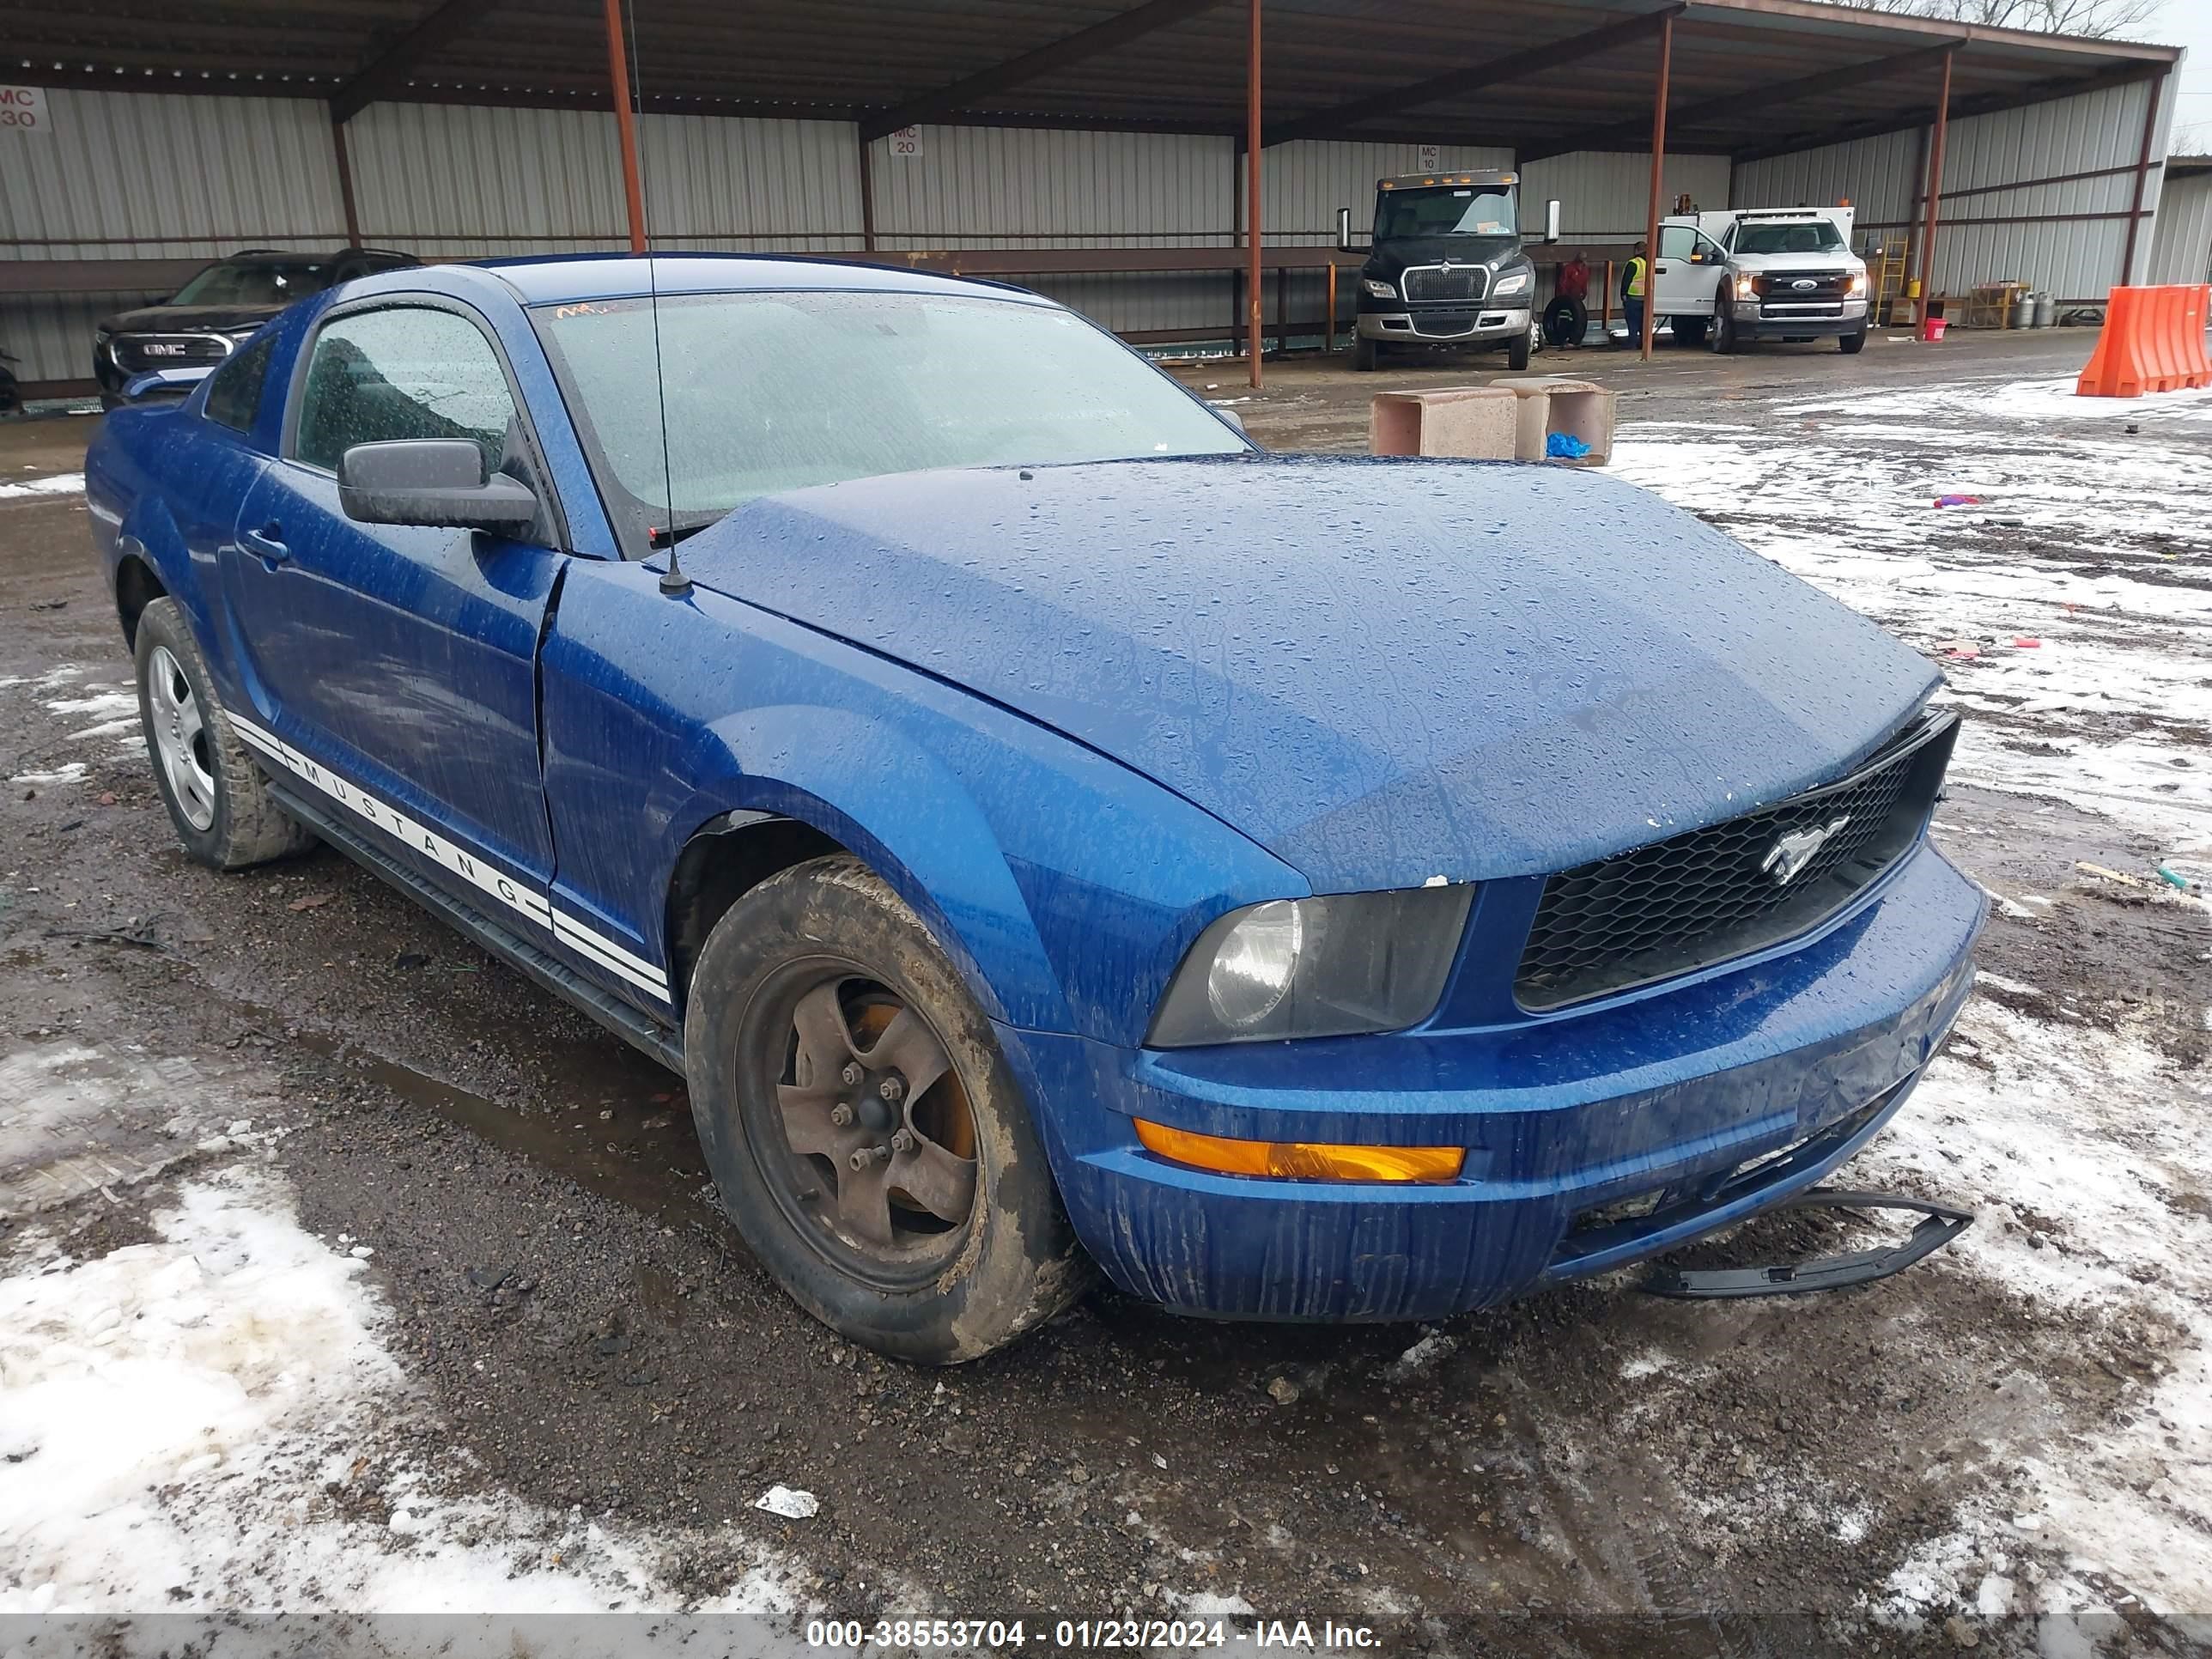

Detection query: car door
xmin=221 ymin=298 xmax=565 ymax=934
xmin=1652 ymin=223 xmax=1725 ymax=317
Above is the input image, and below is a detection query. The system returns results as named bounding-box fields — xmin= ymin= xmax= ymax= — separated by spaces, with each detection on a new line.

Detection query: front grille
xmin=1758 ymin=270 xmax=1851 ymax=302
xmin=114 ymin=333 xmax=231 ymax=373
xmin=1515 ymin=711 xmax=1957 ymax=1012
xmin=1401 ymin=264 xmax=1489 ymax=305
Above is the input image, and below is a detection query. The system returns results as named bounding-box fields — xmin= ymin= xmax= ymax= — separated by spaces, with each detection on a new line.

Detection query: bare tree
xmin=1833 ymin=0 xmax=2166 ymax=39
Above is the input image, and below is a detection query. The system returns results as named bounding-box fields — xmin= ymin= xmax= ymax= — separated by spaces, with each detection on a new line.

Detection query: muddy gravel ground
xmin=3 ymin=336 xmax=2209 ymax=1659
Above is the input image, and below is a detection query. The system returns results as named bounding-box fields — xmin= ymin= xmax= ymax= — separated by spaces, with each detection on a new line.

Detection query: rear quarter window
xmin=203 ymin=331 xmax=276 ymax=434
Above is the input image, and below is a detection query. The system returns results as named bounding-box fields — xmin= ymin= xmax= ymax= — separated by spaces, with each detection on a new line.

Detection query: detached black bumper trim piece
xmin=1637 ymin=1188 xmax=1974 ymax=1300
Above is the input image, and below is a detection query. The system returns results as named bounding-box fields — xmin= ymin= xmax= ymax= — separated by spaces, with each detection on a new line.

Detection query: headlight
xmin=1847 ymin=271 xmax=1868 ymax=296
xmin=1362 ymin=278 xmax=1397 ymax=301
xmin=1734 ymin=272 xmax=1759 ymax=299
xmin=1147 ymin=884 xmax=1474 ymax=1047
xmin=1490 ymin=270 xmax=1531 ymax=298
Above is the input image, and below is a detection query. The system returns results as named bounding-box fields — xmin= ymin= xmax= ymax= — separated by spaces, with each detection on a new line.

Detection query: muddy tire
xmin=1351 ymin=335 xmax=1379 ymax=372
xmin=134 ymin=598 xmax=315 ymax=871
xmin=684 ymin=854 xmax=1089 ymax=1364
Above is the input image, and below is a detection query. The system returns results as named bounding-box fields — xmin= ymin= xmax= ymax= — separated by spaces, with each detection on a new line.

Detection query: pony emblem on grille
xmin=1762 ymin=816 xmax=1851 ymax=884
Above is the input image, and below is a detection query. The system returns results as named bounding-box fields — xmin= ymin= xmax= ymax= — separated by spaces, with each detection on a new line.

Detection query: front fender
xmin=540 ymin=559 xmax=1303 ymax=1046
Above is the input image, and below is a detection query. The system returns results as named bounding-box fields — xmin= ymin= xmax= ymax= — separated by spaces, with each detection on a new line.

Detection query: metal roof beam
xmin=1732 ymin=57 xmax=2160 ymax=163
xmin=1261 ymin=6 xmax=1682 ymax=149
xmin=1521 ymin=40 xmax=1954 ymax=162
xmin=331 ymin=0 xmax=503 ymax=123
xmin=858 ymin=0 xmax=1229 ymax=143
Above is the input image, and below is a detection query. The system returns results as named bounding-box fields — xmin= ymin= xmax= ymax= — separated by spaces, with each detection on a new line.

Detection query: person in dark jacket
xmin=1542 ymin=252 xmax=1590 ymax=349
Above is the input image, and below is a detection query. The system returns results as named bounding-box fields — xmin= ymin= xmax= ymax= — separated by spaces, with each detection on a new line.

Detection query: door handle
xmin=242 ymin=523 xmax=289 ymax=567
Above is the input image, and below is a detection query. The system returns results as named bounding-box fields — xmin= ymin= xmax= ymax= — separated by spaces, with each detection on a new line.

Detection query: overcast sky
xmin=2148 ymin=0 xmax=2210 ymax=153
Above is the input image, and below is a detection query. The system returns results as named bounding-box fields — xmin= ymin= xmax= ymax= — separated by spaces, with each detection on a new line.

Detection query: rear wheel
xmin=684 ymin=854 xmax=1089 ymax=1363
xmin=133 ymin=598 xmax=314 ymax=870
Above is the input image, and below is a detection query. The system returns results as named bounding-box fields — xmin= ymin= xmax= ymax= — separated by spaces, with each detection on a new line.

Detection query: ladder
xmin=1869 ymin=234 xmax=1911 ymax=325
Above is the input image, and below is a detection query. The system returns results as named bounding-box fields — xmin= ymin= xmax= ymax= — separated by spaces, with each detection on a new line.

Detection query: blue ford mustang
xmin=86 ymin=255 xmax=1983 ymax=1361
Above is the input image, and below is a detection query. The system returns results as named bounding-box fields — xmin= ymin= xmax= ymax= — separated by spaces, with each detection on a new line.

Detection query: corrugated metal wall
xmin=2147 ymin=170 xmax=2212 ymax=285
xmin=1516 ymin=152 xmax=1733 ymax=243
xmin=1736 ymin=78 xmax=2171 ymax=303
xmin=6 ymin=77 xmax=2187 ymax=381
xmin=1 ymin=88 xmax=349 ymax=380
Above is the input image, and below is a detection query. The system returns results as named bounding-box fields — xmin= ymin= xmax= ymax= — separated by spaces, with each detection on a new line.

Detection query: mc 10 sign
xmin=1 ymin=87 xmax=50 ymax=136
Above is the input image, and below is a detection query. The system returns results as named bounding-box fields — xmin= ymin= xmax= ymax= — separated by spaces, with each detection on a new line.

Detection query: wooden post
xmin=2121 ymin=68 xmax=2166 ymax=286
xmin=604 ymin=0 xmax=648 ymax=254
xmin=1245 ymin=0 xmax=1262 ymax=387
xmin=1641 ymin=10 xmax=1673 ymax=362
xmin=1917 ymin=46 xmax=1954 ymax=315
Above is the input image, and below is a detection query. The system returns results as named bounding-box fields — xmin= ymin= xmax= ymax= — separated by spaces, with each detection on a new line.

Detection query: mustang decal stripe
xmin=229 ymin=712 xmax=670 ymax=1003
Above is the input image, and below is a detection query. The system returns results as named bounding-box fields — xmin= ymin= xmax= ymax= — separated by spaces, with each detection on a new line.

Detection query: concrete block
xmin=1492 ymin=376 xmax=1617 ymax=465
xmin=1367 ymin=386 xmax=1519 ymax=459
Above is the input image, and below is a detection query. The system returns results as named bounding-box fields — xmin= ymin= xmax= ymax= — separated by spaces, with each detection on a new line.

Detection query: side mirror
xmin=1544 ymin=199 xmax=1562 ymax=244
xmin=337 ymin=439 xmax=538 ymax=532
xmin=1335 ymin=206 xmax=1353 ymax=253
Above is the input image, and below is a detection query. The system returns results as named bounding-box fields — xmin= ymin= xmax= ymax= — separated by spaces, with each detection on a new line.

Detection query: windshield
xmin=535 ymin=289 xmax=1247 ymax=544
xmin=1374 ymin=186 xmax=1516 ymax=242
xmin=170 ymin=260 xmax=334 ymax=307
xmin=1734 ymin=219 xmax=1846 ymax=256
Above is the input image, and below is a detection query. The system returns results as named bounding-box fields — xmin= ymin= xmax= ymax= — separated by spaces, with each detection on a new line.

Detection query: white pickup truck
xmin=1650 ymin=206 xmax=1871 ymax=355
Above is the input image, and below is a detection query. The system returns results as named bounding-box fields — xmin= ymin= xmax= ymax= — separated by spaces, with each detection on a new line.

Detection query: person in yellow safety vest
xmin=1620 ymin=241 xmax=1649 ymax=349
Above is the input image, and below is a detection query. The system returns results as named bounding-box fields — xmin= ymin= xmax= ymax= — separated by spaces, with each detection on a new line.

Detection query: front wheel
xmin=684 ymin=855 xmax=1090 ymax=1363
xmin=1352 ymin=335 xmax=1379 ymax=372
xmin=1838 ymin=326 xmax=1868 ymax=355
xmin=1504 ymin=325 xmax=1532 ymax=372
xmin=1711 ymin=300 xmax=1746 ymax=355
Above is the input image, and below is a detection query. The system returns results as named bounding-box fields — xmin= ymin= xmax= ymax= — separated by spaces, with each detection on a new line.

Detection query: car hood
xmin=98 ymin=302 xmax=283 ymax=333
xmin=678 ymin=456 xmax=1937 ymax=891
xmin=1735 ymin=251 xmax=1863 ymax=273
xmin=1365 ymin=235 xmax=1522 ymax=278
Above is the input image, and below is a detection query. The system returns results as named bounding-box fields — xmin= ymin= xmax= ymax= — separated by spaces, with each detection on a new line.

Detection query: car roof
xmin=450 ymin=252 xmax=1053 ymax=307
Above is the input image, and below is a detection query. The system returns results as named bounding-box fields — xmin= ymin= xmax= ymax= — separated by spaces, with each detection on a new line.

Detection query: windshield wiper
xmin=647 ymin=513 xmax=724 ymax=550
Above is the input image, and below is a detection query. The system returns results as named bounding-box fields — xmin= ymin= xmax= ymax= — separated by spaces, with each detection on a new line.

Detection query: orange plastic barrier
xmin=2076 ymin=284 xmax=2212 ymax=397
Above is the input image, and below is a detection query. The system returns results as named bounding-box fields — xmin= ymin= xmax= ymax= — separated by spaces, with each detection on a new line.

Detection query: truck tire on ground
xmin=1352 ymin=336 xmax=1379 ymax=372
xmin=1672 ymin=317 xmax=1709 ymax=348
xmin=684 ymin=854 xmax=1091 ymax=1364
xmin=133 ymin=597 xmax=316 ymax=871
xmin=1839 ymin=326 xmax=1868 ymax=355
xmin=1711 ymin=295 xmax=1748 ymax=355
xmin=1505 ymin=325 xmax=1531 ymax=372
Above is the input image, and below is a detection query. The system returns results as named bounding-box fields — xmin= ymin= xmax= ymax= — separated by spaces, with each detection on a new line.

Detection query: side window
xmin=294 ymin=306 xmax=520 ymax=475
xmin=203 ymin=331 xmax=276 ymax=434
xmin=1657 ymin=224 xmax=1696 ymax=261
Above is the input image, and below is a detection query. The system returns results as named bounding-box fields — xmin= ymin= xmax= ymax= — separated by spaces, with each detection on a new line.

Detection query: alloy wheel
xmin=147 ymin=644 xmax=216 ymax=831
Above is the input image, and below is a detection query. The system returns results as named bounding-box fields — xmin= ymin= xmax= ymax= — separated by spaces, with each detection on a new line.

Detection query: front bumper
xmin=1005 ymin=839 xmax=1983 ymax=1322
xmin=1733 ymin=296 xmax=1869 ymax=339
xmin=1359 ymin=307 xmax=1531 ymax=345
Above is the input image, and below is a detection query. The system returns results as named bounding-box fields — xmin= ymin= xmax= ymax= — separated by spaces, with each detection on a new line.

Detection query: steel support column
xmin=604 ymin=0 xmax=648 ymax=255
xmin=2120 ymin=68 xmax=2166 ymax=284
xmin=1641 ymin=10 xmax=1673 ymax=362
xmin=1245 ymin=0 xmax=1263 ymax=387
xmin=1917 ymin=47 xmax=1954 ymax=312
xmin=331 ymin=114 xmax=362 ymax=245
xmin=859 ymin=137 xmax=878 ymax=252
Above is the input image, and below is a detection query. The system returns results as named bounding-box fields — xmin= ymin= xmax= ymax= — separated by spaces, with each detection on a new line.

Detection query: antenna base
xmin=659 ymin=564 xmax=692 ymax=596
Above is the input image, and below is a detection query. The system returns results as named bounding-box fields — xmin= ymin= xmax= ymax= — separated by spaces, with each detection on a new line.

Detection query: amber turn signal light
xmin=1133 ymin=1120 xmax=1464 ymax=1184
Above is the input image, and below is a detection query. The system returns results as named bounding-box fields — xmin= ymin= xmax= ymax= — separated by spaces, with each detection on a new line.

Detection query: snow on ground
xmin=1613 ymin=377 xmax=2212 ymax=860
xmin=0 ymin=471 xmax=83 ymax=501
xmin=1621 ymin=372 xmax=2212 ymax=1631
xmin=0 ymin=1158 xmax=810 ymax=1647
xmin=1858 ymin=999 xmax=2212 ymax=1625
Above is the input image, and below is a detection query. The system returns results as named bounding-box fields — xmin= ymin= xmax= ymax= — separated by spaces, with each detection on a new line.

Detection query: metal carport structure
xmin=1 ymin=0 xmax=2185 ymax=389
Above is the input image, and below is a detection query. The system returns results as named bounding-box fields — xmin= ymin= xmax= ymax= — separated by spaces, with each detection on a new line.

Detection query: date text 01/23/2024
xmin=805 ymin=1619 xmax=1382 ymax=1650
